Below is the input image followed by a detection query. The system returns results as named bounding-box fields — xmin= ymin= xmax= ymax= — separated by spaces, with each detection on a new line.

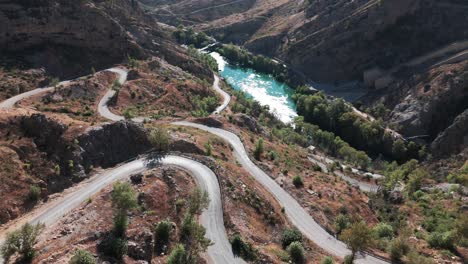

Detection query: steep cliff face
xmin=0 ymin=0 xmax=212 ymax=80
xmin=431 ymin=109 xmax=468 ymax=158
xmin=1 ymin=0 xmax=141 ymax=77
xmin=384 ymin=61 xmax=468 ymax=138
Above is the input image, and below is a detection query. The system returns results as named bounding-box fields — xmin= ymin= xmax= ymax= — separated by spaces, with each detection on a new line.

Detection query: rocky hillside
xmin=0 ymin=0 xmax=211 ymax=81
xmin=146 ymin=0 xmax=468 ymax=157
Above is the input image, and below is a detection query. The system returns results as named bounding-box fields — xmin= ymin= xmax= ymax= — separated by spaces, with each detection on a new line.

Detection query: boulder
xmin=233 ymin=113 xmax=264 ymax=134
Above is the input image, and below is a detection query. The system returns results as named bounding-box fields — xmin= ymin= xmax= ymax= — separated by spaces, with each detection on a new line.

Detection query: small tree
xmin=287 ymin=241 xmax=305 ymax=264
xmin=167 ymin=244 xmax=187 ymax=264
xmin=148 ymin=127 xmax=170 ymax=151
xmin=292 ymin=176 xmax=303 ymax=188
xmin=230 ymin=234 xmax=257 ymax=261
xmin=69 ymin=249 xmax=96 ymax=264
xmin=334 ymin=214 xmax=350 ymax=235
xmin=154 ymin=220 xmax=172 ymax=254
xmin=111 ymin=182 xmax=137 ymax=237
xmin=340 ymin=221 xmax=373 ymax=262
xmin=204 ymin=142 xmax=213 ymax=156
xmin=179 ymin=214 xmax=211 ymax=262
xmin=321 ymin=256 xmax=334 ymax=264
xmin=1 ymin=223 xmax=44 ymax=263
xmin=388 ymin=237 xmax=409 ymax=262
xmin=392 ymin=139 xmax=407 ymax=162
xmin=187 ymin=188 xmax=210 ymax=216
xmin=28 ymin=185 xmax=41 ymax=202
xmin=372 ymin=223 xmax=394 ymax=239
xmin=253 ymin=138 xmax=264 ymax=160
xmin=50 ymin=78 xmax=60 ymax=88
xmin=281 ymin=228 xmax=302 ymax=249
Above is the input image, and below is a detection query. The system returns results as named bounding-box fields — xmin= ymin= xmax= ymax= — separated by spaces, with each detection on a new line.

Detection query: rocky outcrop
xmin=233 ymin=113 xmax=264 ymax=134
xmin=20 ymin=115 xmax=151 ymax=191
xmin=21 ymin=114 xmax=67 ymax=153
xmin=431 ymin=109 xmax=468 ymax=157
xmin=170 ymin=139 xmax=204 ymax=155
xmin=194 ymin=117 xmax=224 ymax=128
xmin=384 ymin=61 xmax=468 ymax=139
xmin=78 ymin=121 xmax=151 ymax=169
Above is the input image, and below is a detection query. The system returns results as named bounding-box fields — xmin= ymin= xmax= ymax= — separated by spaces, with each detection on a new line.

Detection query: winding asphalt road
xmin=0 ymin=69 xmax=243 ymax=264
xmin=172 ymin=122 xmax=387 ymax=264
xmin=0 ymin=156 xmax=243 ymax=264
xmin=0 ymin=81 xmax=71 ymax=109
xmin=1 ymin=66 xmax=388 ymax=263
xmin=97 ymin=69 xmax=388 ymax=263
xmin=97 ymin=72 xmax=228 ymax=119
xmin=97 ymin=68 xmax=128 ymax=122
xmin=211 ymin=75 xmax=230 ymax=115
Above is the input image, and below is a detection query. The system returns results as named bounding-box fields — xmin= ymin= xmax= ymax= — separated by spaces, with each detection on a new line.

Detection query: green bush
xmin=111 ymin=182 xmax=137 ymax=237
xmin=154 ymin=220 xmax=172 ymax=254
xmin=321 ymin=256 xmax=334 ymax=264
xmin=427 ymin=231 xmax=456 ymax=249
xmin=113 ymin=212 xmax=128 ymax=237
xmin=110 ymin=237 xmax=128 ymax=259
xmin=292 ymin=176 xmax=304 ymax=188
xmin=373 ymin=223 xmax=394 ymax=239
xmin=148 ymin=127 xmax=170 ymax=151
xmin=387 ymin=238 xmax=409 ymax=262
xmin=344 ymin=255 xmax=353 ymax=264
xmin=0 ymin=223 xmax=44 ymax=263
xmin=287 ymin=241 xmax=305 ymax=264
xmin=28 ymin=184 xmax=41 ymax=202
xmin=334 ymin=214 xmax=350 ymax=235
xmin=204 ymin=143 xmax=213 ymax=156
xmin=69 ymin=249 xmax=96 ymax=264
xmin=191 ymin=95 xmax=219 ymax=117
xmin=254 ymin=138 xmax=264 ymax=160
xmin=230 ymin=234 xmax=257 ymax=261
xmin=167 ymin=244 xmax=187 ymax=264
xmin=281 ymin=228 xmax=302 ymax=249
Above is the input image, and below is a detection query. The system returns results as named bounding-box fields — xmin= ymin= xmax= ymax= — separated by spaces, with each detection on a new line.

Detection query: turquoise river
xmin=210 ymin=52 xmax=297 ymax=124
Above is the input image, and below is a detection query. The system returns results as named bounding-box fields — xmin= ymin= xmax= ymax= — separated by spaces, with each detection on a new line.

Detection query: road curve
xmin=172 ymin=121 xmax=387 ymax=264
xmin=0 ymin=156 xmax=243 ymax=264
xmin=0 ymin=67 xmax=127 ymax=111
xmin=97 ymin=68 xmax=128 ymax=122
xmin=212 ymin=75 xmax=230 ymax=114
xmin=0 ymin=81 xmax=71 ymax=109
xmin=98 ymin=71 xmax=227 ymax=119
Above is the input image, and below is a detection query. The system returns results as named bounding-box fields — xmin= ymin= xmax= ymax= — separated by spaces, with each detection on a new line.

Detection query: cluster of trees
xmin=164 ymin=188 xmax=212 ymax=264
xmin=98 ymin=182 xmax=138 ymax=260
xmin=227 ymin=82 xmax=373 ymax=169
xmin=294 ymin=91 xmax=424 ymax=163
xmin=187 ymin=47 xmax=218 ymax=71
xmin=216 ymin=44 xmax=289 ymax=83
xmin=230 ymin=234 xmax=257 ymax=261
xmin=280 ymin=228 xmax=306 ymax=263
xmin=1 ymin=223 xmax=44 ymax=263
xmin=371 ymin=160 xmax=468 ymax=261
xmin=190 ymin=95 xmax=219 ymax=117
xmin=173 ymin=26 xmax=211 ymax=49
